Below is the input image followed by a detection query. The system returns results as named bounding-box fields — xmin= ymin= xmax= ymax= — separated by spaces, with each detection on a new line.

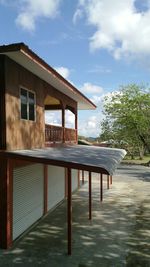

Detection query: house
xmin=0 ymin=43 xmax=126 ymax=255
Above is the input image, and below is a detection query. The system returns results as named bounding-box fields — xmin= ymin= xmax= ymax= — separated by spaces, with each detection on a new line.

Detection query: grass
xmin=123 ymin=155 xmax=150 ymax=165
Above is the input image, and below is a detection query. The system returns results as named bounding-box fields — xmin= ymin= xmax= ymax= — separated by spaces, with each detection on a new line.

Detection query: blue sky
xmin=1 ymin=0 xmax=150 ymax=137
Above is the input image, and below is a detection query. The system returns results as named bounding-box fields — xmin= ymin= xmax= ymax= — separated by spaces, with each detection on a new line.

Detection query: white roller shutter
xmin=48 ymin=165 xmax=65 ymax=211
xmin=13 ymin=164 xmax=43 ymax=240
xmin=72 ymin=169 xmax=78 ymax=192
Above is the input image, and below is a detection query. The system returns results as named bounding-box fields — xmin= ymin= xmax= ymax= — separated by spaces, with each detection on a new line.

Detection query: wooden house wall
xmin=4 ymin=56 xmax=77 ymax=150
xmin=0 ymin=55 xmax=6 ymax=149
xmin=5 ymin=57 xmax=45 ymax=150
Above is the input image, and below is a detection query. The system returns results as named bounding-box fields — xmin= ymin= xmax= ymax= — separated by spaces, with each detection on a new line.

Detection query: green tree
xmin=100 ymin=84 xmax=150 ymax=158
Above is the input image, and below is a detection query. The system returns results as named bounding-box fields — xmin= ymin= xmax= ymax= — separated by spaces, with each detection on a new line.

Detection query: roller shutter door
xmin=48 ymin=165 xmax=65 ymax=211
xmin=13 ymin=164 xmax=43 ymax=240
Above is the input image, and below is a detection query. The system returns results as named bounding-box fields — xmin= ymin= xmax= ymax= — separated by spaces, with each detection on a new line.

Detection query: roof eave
xmin=0 ymin=43 xmax=96 ymax=110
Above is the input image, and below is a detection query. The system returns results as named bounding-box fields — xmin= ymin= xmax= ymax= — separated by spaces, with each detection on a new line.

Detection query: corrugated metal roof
xmin=1 ymin=145 xmax=126 ymax=175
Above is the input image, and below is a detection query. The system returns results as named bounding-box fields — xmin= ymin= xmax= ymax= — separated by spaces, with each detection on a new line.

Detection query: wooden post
xmin=75 ymin=110 xmax=78 ymax=144
xmin=89 ymin=171 xmax=92 ymax=220
xmin=67 ymin=168 xmax=72 ymax=255
xmin=43 ymin=165 xmax=48 ymax=215
xmin=110 ymin=175 xmax=112 ymax=185
xmin=65 ymin=168 xmax=68 ymax=198
xmin=107 ymin=175 xmax=109 ymax=189
xmin=78 ymin=170 xmax=80 ymax=188
xmin=0 ymin=159 xmax=13 ymax=249
xmin=82 ymin=170 xmax=84 ymax=185
xmin=100 ymin=173 xmax=103 ymax=202
xmin=62 ymin=106 xmax=65 ymax=143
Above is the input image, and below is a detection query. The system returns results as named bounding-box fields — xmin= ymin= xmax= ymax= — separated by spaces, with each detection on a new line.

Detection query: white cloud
xmin=54 ymin=66 xmax=76 ymax=86
xmin=73 ymin=8 xmax=83 ymax=24
xmin=80 ymin=82 xmax=103 ymax=94
xmin=65 ymin=110 xmax=75 ymax=128
xmin=15 ymin=0 xmax=62 ymax=31
xmin=75 ymin=0 xmax=150 ymax=60
xmin=90 ymin=95 xmax=103 ymax=105
xmin=88 ymin=65 xmax=111 ymax=74
xmin=45 ymin=110 xmax=62 ymax=126
xmin=54 ymin=66 xmax=70 ymax=79
xmin=87 ymin=116 xmax=97 ymax=128
xmin=45 ymin=109 xmax=75 ymax=129
xmin=78 ymin=114 xmax=102 ymax=137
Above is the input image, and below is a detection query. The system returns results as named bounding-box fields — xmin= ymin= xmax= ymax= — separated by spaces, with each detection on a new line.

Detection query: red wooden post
xmin=43 ymin=165 xmax=48 ymax=215
xmin=62 ymin=106 xmax=65 ymax=143
xmin=75 ymin=110 xmax=78 ymax=144
xmin=78 ymin=170 xmax=80 ymax=188
xmin=110 ymin=175 xmax=112 ymax=185
xmin=0 ymin=159 xmax=13 ymax=249
xmin=65 ymin=168 xmax=68 ymax=198
xmin=107 ymin=175 xmax=109 ymax=189
xmin=89 ymin=171 xmax=92 ymax=220
xmin=67 ymin=168 xmax=72 ymax=255
xmin=82 ymin=170 xmax=84 ymax=185
xmin=100 ymin=173 xmax=103 ymax=202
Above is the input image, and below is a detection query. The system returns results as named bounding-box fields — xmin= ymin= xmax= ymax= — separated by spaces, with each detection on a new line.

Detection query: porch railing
xmin=45 ymin=124 xmax=77 ymax=144
xmin=65 ymin=127 xmax=77 ymax=142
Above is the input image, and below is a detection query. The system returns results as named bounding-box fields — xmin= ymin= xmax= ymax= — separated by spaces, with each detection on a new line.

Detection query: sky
xmin=1 ymin=0 xmax=150 ymax=137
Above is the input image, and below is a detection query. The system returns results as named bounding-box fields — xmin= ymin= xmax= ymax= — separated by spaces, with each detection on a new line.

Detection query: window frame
xmin=20 ymin=87 xmax=36 ymax=122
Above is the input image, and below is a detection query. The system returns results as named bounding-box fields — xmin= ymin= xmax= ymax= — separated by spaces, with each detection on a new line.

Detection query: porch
xmin=45 ymin=124 xmax=77 ymax=145
xmin=44 ymin=93 xmax=78 ymax=146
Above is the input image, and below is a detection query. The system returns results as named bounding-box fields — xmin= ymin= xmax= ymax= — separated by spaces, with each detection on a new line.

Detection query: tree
xmin=100 ymin=84 xmax=150 ymax=158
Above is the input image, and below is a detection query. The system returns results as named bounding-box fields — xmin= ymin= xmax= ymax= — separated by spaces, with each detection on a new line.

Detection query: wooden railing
xmin=65 ymin=127 xmax=77 ymax=142
xmin=45 ymin=124 xmax=77 ymax=144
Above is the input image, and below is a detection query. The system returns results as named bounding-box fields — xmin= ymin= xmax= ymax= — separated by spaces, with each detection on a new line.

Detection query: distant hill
xmin=78 ymin=135 xmax=102 ymax=146
xmin=78 ymin=135 xmax=99 ymax=143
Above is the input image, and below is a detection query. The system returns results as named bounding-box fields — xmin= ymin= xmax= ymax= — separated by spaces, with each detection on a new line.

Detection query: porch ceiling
xmin=0 ymin=43 xmax=96 ymax=110
xmin=0 ymin=145 xmax=126 ymax=175
xmin=44 ymin=95 xmax=60 ymax=106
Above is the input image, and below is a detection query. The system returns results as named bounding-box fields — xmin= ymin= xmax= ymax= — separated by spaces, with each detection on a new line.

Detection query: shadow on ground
xmin=0 ymin=165 xmax=149 ymax=267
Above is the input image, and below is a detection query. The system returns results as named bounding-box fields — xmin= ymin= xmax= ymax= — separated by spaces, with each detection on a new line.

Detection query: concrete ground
xmin=0 ymin=164 xmax=150 ymax=267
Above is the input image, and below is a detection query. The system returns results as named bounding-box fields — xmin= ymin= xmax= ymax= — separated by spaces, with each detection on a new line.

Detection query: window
xmin=28 ymin=92 xmax=35 ymax=121
xmin=20 ymin=88 xmax=36 ymax=121
xmin=21 ymin=88 xmax=28 ymax=120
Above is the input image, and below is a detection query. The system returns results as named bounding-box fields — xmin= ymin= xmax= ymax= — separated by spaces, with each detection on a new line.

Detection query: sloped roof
xmin=0 ymin=145 xmax=126 ymax=175
xmin=0 ymin=43 xmax=96 ymax=110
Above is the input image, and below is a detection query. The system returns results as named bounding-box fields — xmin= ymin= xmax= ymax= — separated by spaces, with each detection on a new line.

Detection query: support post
xmin=110 ymin=175 xmax=112 ymax=185
xmin=89 ymin=171 xmax=92 ymax=220
xmin=67 ymin=168 xmax=72 ymax=255
xmin=43 ymin=165 xmax=48 ymax=215
xmin=107 ymin=175 xmax=109 ymax=189
xmin=82 ymin=170 xmax=84 ymax=185
xmin=62 ymin=106 xmax=65 ymax=143
xmin=65 ymin=168 xmax=68 ymax=198
xmin=100 ymin=173 xmax=103 ymax=202
xmin=75 ymin=110 xmax=78 ymax=144
xmin=78 ymin=170 xmax=80 ymax=188
xmin=0 ymin=159 xmax=13 ymax=249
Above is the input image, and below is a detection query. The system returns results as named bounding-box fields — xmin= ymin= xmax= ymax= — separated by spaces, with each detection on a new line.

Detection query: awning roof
xmin=0 ymin=43 xmax=96 ymax=110
xmin=0 ymin=145 xmax=126 ymax=175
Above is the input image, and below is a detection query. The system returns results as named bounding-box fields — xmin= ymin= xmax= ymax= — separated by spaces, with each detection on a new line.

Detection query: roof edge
xmin=0 ymin=42 xmax=96 ymax=109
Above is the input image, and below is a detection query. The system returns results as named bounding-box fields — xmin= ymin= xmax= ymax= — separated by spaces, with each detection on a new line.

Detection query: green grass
xmin=123 ymin=155 xmax=150 ymax=165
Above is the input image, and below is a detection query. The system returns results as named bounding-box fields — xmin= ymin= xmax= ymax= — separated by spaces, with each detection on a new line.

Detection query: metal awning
xmin=0 ymin=145 xmax=126 ymax=255
xmin=0 ymin=145 xmax=126 ymax=175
